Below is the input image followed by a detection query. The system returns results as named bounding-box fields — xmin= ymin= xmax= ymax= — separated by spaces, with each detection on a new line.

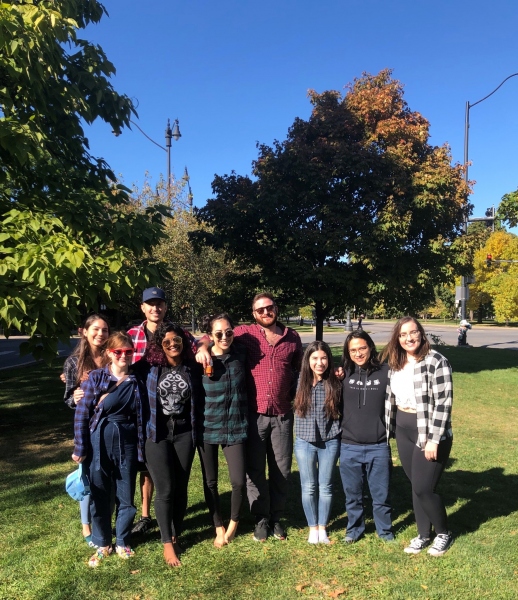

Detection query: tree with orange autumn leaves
xmin=193 ymin=70 xmax=469 ymax=339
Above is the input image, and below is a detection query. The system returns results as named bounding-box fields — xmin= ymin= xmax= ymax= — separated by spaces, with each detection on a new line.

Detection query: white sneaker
xmin=404 ymin=536 xmax=431 ymax=554
xmin=427 ymin=532 xmax=453 ymax=556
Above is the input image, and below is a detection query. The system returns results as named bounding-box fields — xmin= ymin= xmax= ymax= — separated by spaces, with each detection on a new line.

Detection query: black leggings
xmin=145 ymin=431 xmax=195 ymax=543
xmin=197 ymin=442 xmax=246 ymax=527
xmin=396 ymin=410 xmax=452 ymax=538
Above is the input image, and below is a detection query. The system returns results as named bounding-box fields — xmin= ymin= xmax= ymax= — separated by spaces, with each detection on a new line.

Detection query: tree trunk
xmin=314 ymin=300 xmax=324 ymax=341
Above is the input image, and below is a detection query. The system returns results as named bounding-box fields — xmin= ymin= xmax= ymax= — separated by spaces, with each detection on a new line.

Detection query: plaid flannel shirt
xmin=233 ymin=323 xmax=302 ymax=415
xmin=73 ymin=366 xmax=145 ymax=462
xmin=385 ymin=350 xmax=453 ymax=449
xmin=63 ymin=355 xmax=79 ymax=408
xmin=197 ymin=342 xmax=248 ymax=445
xmin=295 ymin=379 xmax=341 ymax=443
xmin=128 ymin=321 xmax=197 ymax=364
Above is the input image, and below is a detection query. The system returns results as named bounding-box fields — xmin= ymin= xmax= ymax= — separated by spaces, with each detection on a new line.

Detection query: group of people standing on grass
xmin=63 ymin=289 xmax=454 ymax=569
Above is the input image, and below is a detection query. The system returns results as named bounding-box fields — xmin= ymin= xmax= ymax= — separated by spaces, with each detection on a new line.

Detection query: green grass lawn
xmin=0 ymin=347 xmax=517 ymax=599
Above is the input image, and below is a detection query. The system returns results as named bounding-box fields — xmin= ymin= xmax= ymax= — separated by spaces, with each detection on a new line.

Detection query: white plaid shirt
xmin=385 ymin=350 xmax=453 ymax=449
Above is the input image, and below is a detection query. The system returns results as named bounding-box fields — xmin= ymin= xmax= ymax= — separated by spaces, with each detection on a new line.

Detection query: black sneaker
xmin=404 ymin=535 xmax=431 ymax=554
xmin=427 ymin=532 xmax=454 ymax=556
xmin=131 ymin=516 xmax=152 ymax=535
xmin=270 ymin=521 xmax=286 ymax=541
xmin=253 ymin=518 xmax=270 ymax=542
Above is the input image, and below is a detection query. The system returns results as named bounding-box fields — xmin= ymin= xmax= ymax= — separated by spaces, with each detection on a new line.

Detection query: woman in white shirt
xmin=383 ymin=317 xmax=453 ymax=557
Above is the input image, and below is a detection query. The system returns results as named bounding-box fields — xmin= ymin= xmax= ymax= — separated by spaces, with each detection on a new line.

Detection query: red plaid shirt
xmin=234 ymin=323 xmax=302 ymax=415
xmin=128 ymin=321 xmax=196 ymax=364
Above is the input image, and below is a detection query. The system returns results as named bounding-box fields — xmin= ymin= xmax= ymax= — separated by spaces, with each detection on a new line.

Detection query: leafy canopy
xmin=0 ymin=0 xmax=169 ymax=360
xmin=194 ymin=70 xmax=468 ymax=339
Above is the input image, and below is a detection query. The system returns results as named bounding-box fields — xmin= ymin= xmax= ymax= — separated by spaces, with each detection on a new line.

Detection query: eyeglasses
xmin=162 ymin=336 xmax=183 ymax=348
xmin=349 ymin=346 xmax=368 ymax=355
xmin=399 ymin=330 xmax=420 ymax=339
xmin=213 ymin=330 xmax=234 ymax=340
xmin=254 ymin=304 xmax=275 ymax=315
xmin=109 ymin=348 xmax=134 ymax=357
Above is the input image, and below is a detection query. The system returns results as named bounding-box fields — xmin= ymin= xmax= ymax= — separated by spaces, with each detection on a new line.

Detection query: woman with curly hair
xmin=294 ymin=341 xmax=341 ymax=544
xmin=136 ymin=322 xmax=201 ymax=567
xmin=382 ymin=317 xmax=454 ymax=557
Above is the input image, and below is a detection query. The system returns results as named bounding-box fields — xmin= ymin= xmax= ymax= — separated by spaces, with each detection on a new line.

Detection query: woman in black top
xmin=137 ymin=322 xmax=200 ymax=567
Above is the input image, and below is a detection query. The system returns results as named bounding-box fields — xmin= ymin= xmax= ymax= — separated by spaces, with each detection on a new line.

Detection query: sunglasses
xmin=162 ymin=336 xmax=183 ymax=348
xmin=213 ymin=330 xmax=234 ymax=340
xmin=254 ymin=304 xmax=275 ymax=315
xmin=109 ymin=348 xmax=134 ymax=358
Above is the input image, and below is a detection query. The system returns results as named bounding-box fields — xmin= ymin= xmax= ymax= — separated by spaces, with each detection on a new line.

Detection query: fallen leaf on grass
xmin=327 ymin=588 xmax=346 ymax=598
xmin=130 ymin=570 xmax=140 ymax=575
xmin=295 ymin=584 xmax=308 ymax=592
xmin=421 ymin=585 xmax=428 ymax=590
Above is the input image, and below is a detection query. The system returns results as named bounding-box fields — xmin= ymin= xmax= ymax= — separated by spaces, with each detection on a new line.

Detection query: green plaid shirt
xmin=197 ymin=343 xmax=248 ymax=445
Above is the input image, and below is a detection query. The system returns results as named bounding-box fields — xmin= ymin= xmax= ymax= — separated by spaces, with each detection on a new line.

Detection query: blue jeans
xmin=339 ymin=443 xmax=393 ymax=540
xmin=294 ymin=437 xmax=340 ymax=527
xmin=89 ymin=421 xmax=138 ymax=548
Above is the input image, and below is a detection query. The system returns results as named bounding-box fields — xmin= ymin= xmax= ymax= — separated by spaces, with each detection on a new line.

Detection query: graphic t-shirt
xmin=157 ymin=365 xmax=191 ymax=418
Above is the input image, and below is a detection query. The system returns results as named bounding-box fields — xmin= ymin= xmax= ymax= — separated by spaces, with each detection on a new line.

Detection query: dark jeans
xmin=145 ymin=430 xmax=195 ymax=543
xmin=246 ymin=411 xmax=293 ymax=522
xmin=198 ymin=442 xmax=246 ymax=527
xmin=339 ymin=443 xmax=393 ymax=540
xmin=396 ymin=410 xmax=452 ymax=538
xmin=89 ymin=422 xmax=138 ymax=548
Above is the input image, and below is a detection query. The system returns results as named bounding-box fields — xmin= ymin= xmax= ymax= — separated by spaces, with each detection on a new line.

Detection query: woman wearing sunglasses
xmin=382 ymin=317 xmax=454 ymax=557
xmin=136 ymin=323 xmax=200 ymax=567
xmin=197 ymin=313 xmax=248 ymax=547
xmin=72 ymin=332 xmax=145 ymax=567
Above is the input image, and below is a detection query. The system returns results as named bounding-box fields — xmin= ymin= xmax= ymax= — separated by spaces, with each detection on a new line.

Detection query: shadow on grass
xmin=436 ymin=347 xmax=518 ymax=374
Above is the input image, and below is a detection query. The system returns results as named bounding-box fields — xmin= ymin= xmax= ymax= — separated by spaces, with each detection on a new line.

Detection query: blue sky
xmin=85 ymin=0 xmax=518 ymax=222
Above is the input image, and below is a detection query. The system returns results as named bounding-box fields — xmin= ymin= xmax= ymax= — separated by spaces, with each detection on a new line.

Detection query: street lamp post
xmin=129 ymin=118 xmax=181 ymax=199
xmin=461 ymin=73 xmax=518 ymax=320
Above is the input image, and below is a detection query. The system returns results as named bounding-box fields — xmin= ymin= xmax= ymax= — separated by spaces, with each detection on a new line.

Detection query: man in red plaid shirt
xmin=197 ymin=293 xmax=302 ymax=542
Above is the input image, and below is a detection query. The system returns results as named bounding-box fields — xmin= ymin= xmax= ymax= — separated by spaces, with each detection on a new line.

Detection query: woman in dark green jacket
xmin=197 ymin=313 xmax=248 ymax=547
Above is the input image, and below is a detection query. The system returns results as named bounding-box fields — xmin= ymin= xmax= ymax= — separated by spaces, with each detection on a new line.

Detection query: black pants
xmin=198 ymin=442 xmax=246 ymax=527
xmin=396 ymin=410 xmax=452 ymax=538
xmin=145 ymin=431 xmax=195 ymax=543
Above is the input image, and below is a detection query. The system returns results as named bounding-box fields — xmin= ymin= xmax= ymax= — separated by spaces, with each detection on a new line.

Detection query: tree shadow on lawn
xmin=439 ymin=347 xmax=518 ymax=374
xmin=286 ymin=459 xmax=518 ymax=540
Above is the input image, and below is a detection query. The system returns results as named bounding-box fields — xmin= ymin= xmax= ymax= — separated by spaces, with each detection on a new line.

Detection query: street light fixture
xmin=460 ymin=72 xmax=518 ymax=320
xmin=129 ymin=118 xmax=181 ymax=199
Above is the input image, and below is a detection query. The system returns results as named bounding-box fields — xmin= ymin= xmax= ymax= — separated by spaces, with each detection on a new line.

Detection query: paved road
xmin=1 ymin=321 xmax=517 ymax=370
xmin=297 ymin=321 xmax=518 ymax=350
xmin=0 ymin=337 xmax=78 ymax=370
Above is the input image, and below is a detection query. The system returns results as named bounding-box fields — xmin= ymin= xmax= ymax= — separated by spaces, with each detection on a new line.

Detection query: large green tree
xmin=0 ymin=1 xmax=168 ymax=360
xmin=194 ymin=70 xmax=468 ymax=339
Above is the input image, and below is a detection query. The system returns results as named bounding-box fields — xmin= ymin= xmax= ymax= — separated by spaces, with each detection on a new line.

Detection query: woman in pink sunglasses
xmin=72 ymin=331 xmax=145 ymax=568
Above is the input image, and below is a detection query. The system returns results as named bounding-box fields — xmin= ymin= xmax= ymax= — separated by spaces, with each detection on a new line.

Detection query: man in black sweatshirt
xmin=339 ymin=331 xmax=394 ymax=543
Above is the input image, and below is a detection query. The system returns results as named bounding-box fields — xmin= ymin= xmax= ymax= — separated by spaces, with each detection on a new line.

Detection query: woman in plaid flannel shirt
xmin=383 ymin=317 xmax=454 ymax=557
xmin=293 ymin=341 xmax=342 ymax=545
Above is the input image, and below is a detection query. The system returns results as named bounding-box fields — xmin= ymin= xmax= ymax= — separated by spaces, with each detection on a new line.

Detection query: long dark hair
xmin=145 ymin=323 xmax=193 ymax=366
xmin=381 ymin=316 xmax=430 ymax=370
xmin=70 ymin=314 xmax=110 ymax=383
xmin=294 ymin=341 xmax=341 ymax=420
xmin=201 ymin=313 xmax=235 ymax=334
xmin=342 ymin=330 xmax=381 ymax=376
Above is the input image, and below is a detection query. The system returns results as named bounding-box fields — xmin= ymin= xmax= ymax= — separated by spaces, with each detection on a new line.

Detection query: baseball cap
xmin=142 ymin=287 xmax=167 ymax=303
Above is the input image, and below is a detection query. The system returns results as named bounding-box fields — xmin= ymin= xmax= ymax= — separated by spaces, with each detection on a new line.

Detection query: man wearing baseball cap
xmin=128 ymin=287 xmax=169 ymax=534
